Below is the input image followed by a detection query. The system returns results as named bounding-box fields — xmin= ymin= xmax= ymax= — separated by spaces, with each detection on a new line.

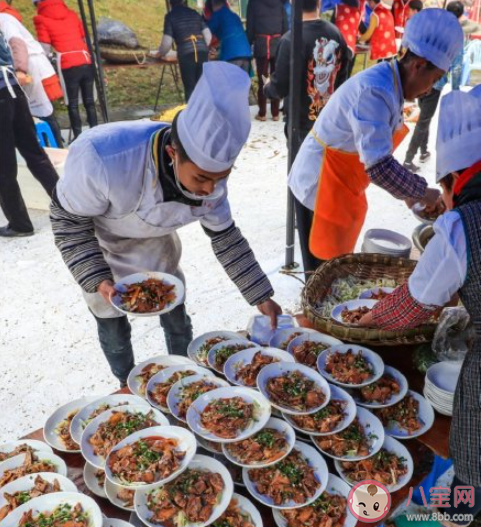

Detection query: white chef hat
xmin=401 ymin=8 xmax=464 ymax=71
xmin=436 ymin=85 xmax=481 ymax=183
xmin=177 ymin=61 xmax=251 ymax=173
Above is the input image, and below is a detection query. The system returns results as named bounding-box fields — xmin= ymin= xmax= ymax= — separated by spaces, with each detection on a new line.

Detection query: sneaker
xmin=420 ymin=151 xmax=431 ymax=162
xmin=255 ymin=114 xmax=267 ymax=122
xmin=404 ymin=161 xmax=420 ymax=172
xmin=0 ymin=226 xmax=34 ymax=238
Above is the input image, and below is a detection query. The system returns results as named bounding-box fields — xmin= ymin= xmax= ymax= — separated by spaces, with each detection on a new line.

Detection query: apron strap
xmin=0 ymin=65 xmax=17 ymax=98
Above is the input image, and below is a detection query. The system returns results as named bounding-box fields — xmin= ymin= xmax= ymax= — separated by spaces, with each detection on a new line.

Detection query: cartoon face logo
xmin=348 ymin=480 xmax=391 ymax=523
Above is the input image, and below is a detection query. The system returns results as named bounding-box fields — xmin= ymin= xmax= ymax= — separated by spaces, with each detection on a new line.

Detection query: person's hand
xmin=357 ymin=310 xmax=374 ymax=327
xmin=405 ymin=197 xmax=417 ymax=210
xmin=420 ymin=187 xmax=441 ymax=209
xmin=16 ymin=72 xmax=31 ymax=86
xmin=97 ymin=279 xmax=116 ymax=305
xmin=257 ymin=299 xmax=283 ymax=329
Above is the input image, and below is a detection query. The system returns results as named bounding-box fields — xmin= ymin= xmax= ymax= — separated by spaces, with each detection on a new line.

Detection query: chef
xmin=287 ymin=8 xmax=464 ymax=272
xmin=50 ymin=61 xmax=282 ymax=386
xmin=360 ymin=86 xmax=481 ymax=524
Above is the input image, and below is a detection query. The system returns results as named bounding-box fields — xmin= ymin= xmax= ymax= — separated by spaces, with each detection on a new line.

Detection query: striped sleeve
xmin=203 ymin=223 xmax=274 ymax=306
xmin=50 ymin=190 xmax=113 ymax=293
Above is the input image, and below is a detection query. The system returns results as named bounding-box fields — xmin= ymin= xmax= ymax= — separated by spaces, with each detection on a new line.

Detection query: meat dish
xmin=95 ymin=470 xmax=105 ymax=487
xmin=213 ymin=344 xmax=255 ymax=372
xmin=55 ymin=410 xmax=79 ymax=451
xmin=197 ymin=337 xmax=228 ymax=365
xmin=225 ymin=428 xmax=289 ymax=465
xmin=279 ymin=333 xmax=302 ymax=351
xmin=146 ymin=468 xmax=225 ymax=527
xmin=235 ymin=352 xmax=279 ymax=387
xmin=211 ymin=498 xmax=255 ymax=527
xmin=0 ymin=445 xmax=38 ymax=463
xmin=417 ymin=201 xmax=446 ymax=221
xmin=359 ymin=374 xmax=401 ymax=404
xmin=0 ymin=451 xmax=56 ymax=488
xmin=280 ymin=491 xmax=348 ymax=527
xmin=291 ymin=341 xmax=328 ymax=368
xmin=340 ymin=448 xmax=408 ymax=487
xmin=88 ymin=410 xmax=159 ymax=459
xmin=247 ymin=449 xmax=320 ymax=506
xmin=176 ymin=380 xmax=221 ymax=420
xmin=119 ymin=278 xmax=176 ymax=314
xmin=366 ymin=290 xmax=391 ymax=300
xmin=0 ymin=476 xmax=61 ymax=521
xmin=83 ymin=402 xmax=130 ymax=428
xmin=290 ymin=400 xmax=348 ymax=434
xmin=107 ymin=436 xmax=186 ymax=485
xmin=313 ymin=419 xmax=375 ymax=458
xmin=375 ymin=395 xmax=423 ymax=434
xmin=148 ymin=370 xmax=197 ymax=408
xmin=18 ymin=503 xmax=89 ymax=527
xmin=341 ymin=307 xmax=371 ymax=325
xmin=325 ymin=350 xmax=373 ymax=385
xmin=266 ymin=371 xmax=325 ymax=412
xmin=201 ymin=397 xmax=254 ymax=439
xmin=136 ymin=363 xmax=168 ymax=396
xmin=117 ymin=488 xmax=135 ymax=508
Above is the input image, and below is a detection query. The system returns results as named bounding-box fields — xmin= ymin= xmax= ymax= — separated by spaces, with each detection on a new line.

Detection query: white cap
xmin=436 ymin=85 xmax=481 ymax=183
xmin=177 ymin=61 xmax=251 ymax=173
xmin=401 ymin=8 xmax=464 ymax=71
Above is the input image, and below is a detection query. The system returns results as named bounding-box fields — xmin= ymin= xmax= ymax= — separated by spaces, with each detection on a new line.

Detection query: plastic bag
xmin=432 ymin=307 xmax=474 ymax=362
xmin=247 ymin=315 xmax=297 ymax=346
xmin=97 ymin=17 xmax=139 ymax=49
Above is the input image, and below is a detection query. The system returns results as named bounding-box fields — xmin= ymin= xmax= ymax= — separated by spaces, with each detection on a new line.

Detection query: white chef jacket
xmin=288 ymin=61 xmax=405 ymax=211
xmin=409 ymin=211 xmax=467 ymax=306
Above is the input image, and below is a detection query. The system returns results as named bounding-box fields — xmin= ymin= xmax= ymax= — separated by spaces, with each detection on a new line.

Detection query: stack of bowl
xmin=423 ymin=361 xmax=462 ymax=416
xmin=362 ymin=228 xmax=412 ymax=258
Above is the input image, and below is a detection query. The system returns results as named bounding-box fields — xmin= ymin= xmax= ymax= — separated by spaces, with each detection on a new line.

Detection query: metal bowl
xmin=412 ymin=224 xmax=435 ymax=254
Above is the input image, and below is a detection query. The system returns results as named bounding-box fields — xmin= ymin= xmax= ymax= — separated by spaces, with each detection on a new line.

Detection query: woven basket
xmin=302 ymin=253 xmax=437 ymax=346
xmin=100 ymin=45 xmax=147 ymax=65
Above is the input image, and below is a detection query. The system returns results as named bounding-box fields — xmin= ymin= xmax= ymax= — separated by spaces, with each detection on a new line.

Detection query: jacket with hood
xmin=33 ymin=0 xmax=91 ymax=70
xmin=0 ymin=2 xmax=22 ymax=22
xmin=246 ymin=0 xmax=288 ymax=59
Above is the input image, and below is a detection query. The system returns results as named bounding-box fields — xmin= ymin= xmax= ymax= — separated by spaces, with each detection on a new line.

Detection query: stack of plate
xmin=423 ymin=361 xmax=462 ymax=416
xmin=362 ymin=228 xmax=412 ymax=258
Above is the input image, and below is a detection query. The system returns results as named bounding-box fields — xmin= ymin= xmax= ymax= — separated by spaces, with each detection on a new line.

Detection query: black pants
xmin=39 ymin=113 xmax=64 ymax=148
xmin=62 ymin=64 xmax=98 ymax=139
xmin=405 ymin=89 xmax=441 ymax=163
xmin=92 ymin=303 xmax=193 ymax=383
xmin=256 ymin=57 xmax=280 ymax=118
xmin=294 ymin=195 xmax=323 ymax=277
xmin=178 ymin=51 xmax=208 ymax=102
xmin=0 ymin=85 xmax=59 ymax=233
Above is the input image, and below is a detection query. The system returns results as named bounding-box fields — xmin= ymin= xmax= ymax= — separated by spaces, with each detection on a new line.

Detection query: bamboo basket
xmin=302 ymin=253 xmax=437 ymax=346
xmin=100 ymin=45 xmax=148 ymax=65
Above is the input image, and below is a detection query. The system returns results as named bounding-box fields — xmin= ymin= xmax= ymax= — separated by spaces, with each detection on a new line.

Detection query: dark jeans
xmin=405 ymin=89 xmax=441 ymax=163
xmin=294 ymin=195 xmax=323 ymax=277
xmin=0 ymin=85 xmax=59 ymax=233
xmin=228 ymin=58 xmax=251 ymax=74
xmin=62 ymin=64 xmax=98 ymax=139
xmin=178 ymin=51 xmax=208 ymax=102
xmin=256 ymin=57 xmax=280 ymax=118
xmin=442 ymin=475 xmax=481 ymax=524
xmin=39 ymin=113 xmax=64 ymax=148
xmin=92 ymin=303 xmax=194 ymax=383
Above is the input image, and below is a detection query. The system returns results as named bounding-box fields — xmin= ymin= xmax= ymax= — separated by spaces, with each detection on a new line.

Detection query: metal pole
xmin=283 ymin=0 xmax=303 ymax=269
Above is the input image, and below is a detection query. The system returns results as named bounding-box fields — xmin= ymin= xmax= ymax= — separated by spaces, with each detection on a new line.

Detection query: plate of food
xmin=167 ymin=375 xmax=230 ymax=423
xmin=412 ymin=201 xmax=446 ymax=225
xmin=374 ymin=390 xmax=435 ymax=439
xmin=257 ymin=362 xmax=330 ymax=416
xmin=287 ymin=333 xmax=343 ymax=370
xmin=358 ymin=287 xmax=395 ymax=301
xmin=243 ymin=441 xmax=328 ymax=510
xmin=83 ymin=464 xmax=107 ymax=499
xmin=317 ymin=345 xmax=384 ymax=389
xmin=104 ymin=479 xmax=136 ymax=511
xmin=127 ymin=356 xmax=196 ymax=398
xmin=134 ymin=454 xmax=233 ymax=527
xmin=105 ymin=426 xmax=197 ymax=489
xmin=0 ymin=492 xmax=103 ymax=527
xmin=104 ymin=519 xmax=135 ymax=527
xmin=224 ymin=348 xmax=294 ymax=388
xmin=272 ymin=473 xmax=356 ymax=527
xmin=187 ymin=332 xmax=246 ymax=367
xmin=207 ymin=339 xmax=257 ymax=375
xmin=330 ymin=300 xmax=378 ymax=326
xmin=0 ymin=442 xmax=53 ymax=464
xmin=196 ymin=435 xmax=225 ymax=455
xmin=146 ymin=365 xmax=211 ymax=412
xmin=0 ymin=473 xmax=77 ymax=522
xmin=71 ymin=395 xmax=149 ymax=445
xmin=282 ymin=385 xmax=356 ymax=437
xmin=222 ymin=418 xmax=296 ymax=469
xmin=351 ymin=366 xmax=408 ymax=409
xmin=335 ymin=436 xmax=413 ymax=493
xmin=0 ymin=453 xmax=67 ymax=489
xmin=110 ymin=272 xmax=184 ymax=317
xmin=44 ymin=396 xmax=99 ymax=453
xmin=269 ymin=328 xmax=320 ymax=351
xmin=210 ymin=493 xmax=263 ymax=527
xmin=186 ymin=387 xmax=271 ymax=444
xmin=311 ymin=406 xmax=384 ymax=462
xmin=81 ymin=405 xmax=168 ymax=469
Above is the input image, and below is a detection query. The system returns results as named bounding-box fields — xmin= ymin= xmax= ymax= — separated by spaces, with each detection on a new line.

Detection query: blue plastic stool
xmin=412 ymin=455 xmax=453 ymax=505
xmin=35 ymin=121 xmax=58 ymax=148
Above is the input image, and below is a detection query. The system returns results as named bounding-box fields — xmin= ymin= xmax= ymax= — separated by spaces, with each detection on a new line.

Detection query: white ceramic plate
xmin=83 ymin=463 xmax=107 ymax=499
xmin=207 ymin=339 xmax=258 ymax=375
xmin=222 ymin=417 xmax=296 ymax=468
xmin=269 ymin=327 xmax=320 ymax=351
xmin=104 ymin=519 xmax=135 ymax=527
xmin=0 ymin=453 xmax=68 ymax=485
xmin=287 ymin=333 xmax=343 ymax=369
xmin=330 ymin=300 xmax=378 ymax=326
xmin=186 ymin=387 xmax=271 ymax=444
xmin=104 ymin=479 xmax=135 ymax=511
xmin=187 ymin=331 xmax=243 ymax=366
xmin=335 ymin=435 xmax=414 ymax=493
xmin=111 ymin=272 xmax=185 ymax=318
xmin=257 ymin=362 xmax=331 ymax=416
xmin=81 ymin=405 xmax=169 ymax=469
xmin=426 ymin=361 xmax=462 ymax=395
xmin=358 ymin=287 xmax=395 ymax=300
xmin=282 ymin=384 xmax=357 ymax=437
xmin=350 ymin=365 xmax=408 ymax=409
xmin=311 ymin=406 xmax=384 ymax=462
xmin=228 ymin=493 xmax=263 ymax=527
xmin=224 ymin=348 xmax=295 ymax=388
xmin=317 ymin=344 xmax=384 ymax=389
xmin=0 ymin=441 xmax=52 ymax=460
xmin=44 ymin=396 xmax=99 ymax=453
xmin=196 ymin=434 xmax=225 ymax=455
xmin=134 ymin=454 xmax=234 ymax=527
xmin=105 ymin=426 xmax=197 ymax=489
xmin=243 ymin=440 xmax=328 ymax=509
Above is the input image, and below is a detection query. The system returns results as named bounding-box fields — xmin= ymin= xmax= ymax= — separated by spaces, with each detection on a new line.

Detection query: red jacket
xmin=370 ymin=4 xmax=397 ymax=60
xmin=33 ymin=0 xmax=91 ymax=70
xmin=0 ymin=2 xmax=22 ymax=22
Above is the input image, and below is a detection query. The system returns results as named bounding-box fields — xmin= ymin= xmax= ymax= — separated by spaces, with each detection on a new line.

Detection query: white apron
xmin=24 ymin=52 xmax=54 ymax=117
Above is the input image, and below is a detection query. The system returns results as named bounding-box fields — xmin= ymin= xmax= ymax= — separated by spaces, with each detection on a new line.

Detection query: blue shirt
xmin=207 ymin=6 xmax=252 ymax=61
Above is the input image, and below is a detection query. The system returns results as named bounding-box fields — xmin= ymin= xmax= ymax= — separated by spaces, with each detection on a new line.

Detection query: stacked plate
xmin=362 ymin=228 xmax=412 ymax=258
xmin=423 ymin=361 xmax=462 ymax=416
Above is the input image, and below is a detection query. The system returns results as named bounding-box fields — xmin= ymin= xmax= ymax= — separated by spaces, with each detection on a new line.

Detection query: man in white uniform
xmin=50 ymin=62 xmax=282 ymax=386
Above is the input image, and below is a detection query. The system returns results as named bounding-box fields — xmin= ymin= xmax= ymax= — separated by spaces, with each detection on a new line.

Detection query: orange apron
xmin=309 ymin=62 xmax=409 ymax=260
